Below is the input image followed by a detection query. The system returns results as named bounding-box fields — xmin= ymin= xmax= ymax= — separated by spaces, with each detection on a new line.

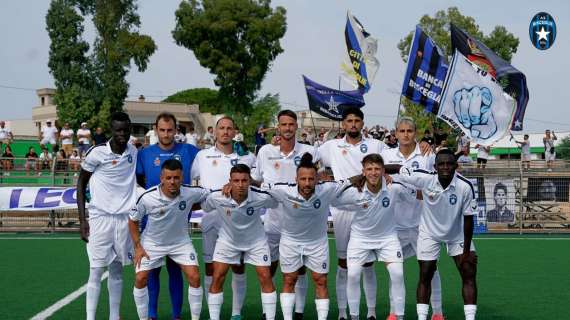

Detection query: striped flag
xmin=400 ymin=25 xmax=449 ymax=114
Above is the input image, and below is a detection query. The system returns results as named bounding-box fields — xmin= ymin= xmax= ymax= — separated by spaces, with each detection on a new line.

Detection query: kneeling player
xmin=203 ymin=164 xmax=279 ymax=320
xmin=129 ymin=160 xmax=207 ymax=320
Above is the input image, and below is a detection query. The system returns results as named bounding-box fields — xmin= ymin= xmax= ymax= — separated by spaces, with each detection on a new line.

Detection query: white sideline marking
xmin=30 ymin=271 xmax=109 ymax=320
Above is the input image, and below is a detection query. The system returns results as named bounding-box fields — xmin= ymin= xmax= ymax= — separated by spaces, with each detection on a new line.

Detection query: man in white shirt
xmin=185 ymin=122 xmax=199 ymax=146
xmin=77 ymin=122 xmax=92 ymax=156
xmin=201 ymin=126 xmax=215 ymax=149
xmin=191 ymin=116 xmax=256 ymax=319
xmin=204 ymin=164 xmax=278 ymax=320
xmin=40 ymin=120 xmax=58 ymax=150
xmin=543 ymin=130 xmax=557 ymax=171
xmin=76 ymin=112 xmax=138 ymax=320
xmin=251 ymin=110 xmax=316 ymax=318
xmin=130 ymin=159 xmax=207 ymax=320
xmin=60 ymin=122 xmax=75 ymax=156
xmin=145 ymin=125 xmax=158 ymax=146
xmin=475 ymin=144 xmax=491 ymax=169
xmin=513 ymin=134 xmax=531 ymax=170
xmin=396 ymin=149 xmax=478 ymax=320
xmin=0 ymin=120 xmax=13 ymax=148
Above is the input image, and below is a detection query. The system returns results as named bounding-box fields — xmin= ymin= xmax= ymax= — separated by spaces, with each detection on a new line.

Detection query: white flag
xmin=437 ymin=50 xmax=516 ymax=146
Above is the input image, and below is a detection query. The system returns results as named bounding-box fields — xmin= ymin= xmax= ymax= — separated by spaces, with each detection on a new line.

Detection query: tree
xmin=172 ymin=0 xmax=287 ymax=116
xmin=555 ymin=136 xmax=570 ymax=161
xmin=163 ymin=88 xmax=223 ymax=114
xmin=46 ymin=0 xmax=156 ymax=131
xmin=233 ymin=93 xmax=281 ymax=146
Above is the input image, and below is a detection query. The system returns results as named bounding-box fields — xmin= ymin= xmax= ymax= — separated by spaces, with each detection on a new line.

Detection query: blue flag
xmin=401 ymin=25 xmax=449 ymax=114
xmin=303 ymin=75 xmax=365 ymax=121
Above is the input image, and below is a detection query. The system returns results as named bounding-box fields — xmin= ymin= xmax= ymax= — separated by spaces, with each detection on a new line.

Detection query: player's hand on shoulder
xmin=348 ymin=174 xmax=365 ymax=192
xmin=80 ymin=222 xmax=90 ymax=242
xmin=384 ymin=173 xmax=393 ymax=185
xmin=222 ymin=183 xmax=232 ymax=197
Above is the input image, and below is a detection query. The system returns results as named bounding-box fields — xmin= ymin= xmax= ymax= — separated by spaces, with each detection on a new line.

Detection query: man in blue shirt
xmin=136 ymin=112 xmax=199 ymax=319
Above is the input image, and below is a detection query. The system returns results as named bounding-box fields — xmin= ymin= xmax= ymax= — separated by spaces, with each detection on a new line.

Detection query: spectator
xmin=457 ymin=147 xmax=473 ymax=165
xmin=513 ymin=134 xmax=531 ymax=171
xmin=421 ymin=129 xmax=435 ymax=147
xmin=255 ymin=124 xmax=272 ymax=154
xmin=1 ymin=144 xmax=14 ymax=174
xmin=185 ymin=122 xmax=199 ymax=145
xmin=128 ymin=135 xmax=138 ymax=146
xmin=145 ymin=124 xmax=158 ymax=146
xmin=69 ymin=149 xmax=81 ymax=172
xmin=174 ymin=126 xmax=187 ymax=144
xmin=76 ymin=122 xmax=91 ymax=156
xmin=55 ymin=149 xmax=68 ymax=171
xmin=435 ymin=139 xmax=449 ymax=153
xmin=233 ymin=127 xmax=244 ymax=143
xmin=40 ymin=120 xmax=58 ymax=150
xmin=92 ymin=127 xmax=107 ymax=145
xmin=59 ymin=122 xmax=74 ymax=156
xmin=298 ymin=131 xmax=311 ymax=145
xmin=456 ymin=131 xmax=470 ymax=154
xmin=433 ymin=126 xmax=448 ymax=147
xmin=0 ymin=121 xmax=13 ymax=149
xmin=39 ymin=147 xmax=53 ymax=171
xmin=385 ymin=134 xmax=398 ymax=148
xmin=543 ymin=129 xmax=557 ymax=172
xmin=24 ymin=147 xmax=39 ymax=175
xmin=475 ymin=144 xmax=491 ymax=169
xmin=314 ymin=131 xmax=327 ymax=148
xmin=201 ymin=126 xmax=215 ymax=149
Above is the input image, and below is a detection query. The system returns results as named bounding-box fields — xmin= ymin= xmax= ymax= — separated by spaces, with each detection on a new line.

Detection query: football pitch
xmin=1 ymin=233 xmax=569 ymax=319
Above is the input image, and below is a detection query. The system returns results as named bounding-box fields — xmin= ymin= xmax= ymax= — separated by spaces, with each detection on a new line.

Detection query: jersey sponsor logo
xmin=294 ymin=156 xmax=301 ymax=166
xmin=173 ymin=154 xmax=181 ymax=162
xmin=206 ymin=155 xmax=222 ymax=159
xmin=190 ymin=252 xmax=196 ymax=260
xmin=179 ymin=201 xmax=187 ymax=211
xmin=411 ymin=161 xmax=420 ymax=169
xmin=313 ymin=199 xmax=322 ymax=209
xmin=263 ymin=254 xmax=269 ymax=262
xmin=127 ymin=154 xmax=133 ymax=163
xmin=360 ymin=144 xmax=368 ymax=153
xmin=154 ymin=157 xmax=160 ymax=166
xmin=231 ymin=158 xmax=238 ymax=166
xmin=246 ymin=207 xmax=254 ymax=216
xmin=449 ymin=194 xmax=458 ymax=205
xmin=382 ymin=197 xmax=390 ymax=207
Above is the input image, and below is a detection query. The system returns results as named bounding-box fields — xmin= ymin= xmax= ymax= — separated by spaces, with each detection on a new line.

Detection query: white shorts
xmin=546 ymin=151 xmax=556 ymax=161
xmin=136 ymin=241 xmax=199 ymax=272
xmin=417 ymin=231 xmax=476 ymax=261
xmin=397 ymin=228 xmax=419 ymax=259
xmin=201 ymin=211 xmax=221 ymax=263
xmin=331 ymin=207 xmax=354 ymax=259
xmin=347 ymin=235 xmax=404 ymax=266
xmin=266 ymin=232 xmax=281 ymax=262
xmin=41 ymin=137 xmax=57 ymax=145
xmin=86 ymin=214 xmax=133 ymax=268
xmin=213 ymin=239 xmax=271 ymax=266
xmin=279 ymin=237 xmax=329 ymax=274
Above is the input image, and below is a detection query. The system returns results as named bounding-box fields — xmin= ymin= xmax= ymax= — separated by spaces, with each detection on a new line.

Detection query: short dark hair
xmin=297 ymin=153 xmax=317 ymax=172
xmin=435 ymin=148 xmax=457 ymax=162
xmin=111 ymin=111 xmax=131 ymax=124
xmin=278 ymin=109 xmax=297 ymax=122
xmin=493 ymin=182 xmax=508 ymax=196
xmin=362 ymin=153 xmax=384 ymax=167
xmin=155 ymin=112 xmax=177 ymax=128
xmin=342 ymin=106 xmax=364 ymax=121
xmin=161 ymin=159 xmax=183 ymax=171
xmin=230 ymin=163 xmax=251 ymax=176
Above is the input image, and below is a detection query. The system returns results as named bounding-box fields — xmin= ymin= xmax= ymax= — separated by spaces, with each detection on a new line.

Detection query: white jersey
xmin=191 ymin=146 xmax=256 ymax=190
xmin=397 ymin=168 xmax=477 ymax=242
xmin=263 ymin=181 xmax=348 ymax=243
xmin=382 ymin=144 xmax=435 ymax=229
xmin=60 ymin=128 xmax=74 ymax=145
xmin=131 ymin=185 xmax=208 ymax=246
xmin=202 ymin=187 xmax=277 ymax=250
xmin=81 ymin=141 xmax=138 ymax=217
xmin=335 ymin=179 xmax=417 ymax=239
xmin=0 ymin=127 xmax=11 ymax=140
xmin=145 ymin=130 xmax=158 ymax=145
xmin=316 ymin=137 xmax=385 ymax=180
xmin=77 ymin=128 xmax=91 ymax=145
xmin=42 ymin=126 xmax=58 ymax=140
xmin=251 ymin=142 xmax=316 ymax=233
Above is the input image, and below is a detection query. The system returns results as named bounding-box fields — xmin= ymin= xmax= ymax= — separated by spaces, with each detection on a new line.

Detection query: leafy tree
xmin=233 ymin=93 xmax=281 ymax=146
xmin=46 ymin=0 xmax=156 ymax=131
xmin=172 ymin=0 xmax=287 ymax=116
xmin=163 ymin=88 xmax=223 ymax=114
xmin=555 ymin=136 xmax=570 ymax=161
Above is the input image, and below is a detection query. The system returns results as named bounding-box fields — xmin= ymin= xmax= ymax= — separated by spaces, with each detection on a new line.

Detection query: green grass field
xmin=1 ymin=233 xmax=569 ymax=319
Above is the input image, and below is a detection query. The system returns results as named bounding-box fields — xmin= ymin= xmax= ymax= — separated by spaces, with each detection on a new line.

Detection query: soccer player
xmin=396 ymin=149 xmax=478 ymax=320
xmin=315 ymin=107 xmax=385 ymax=320
xmin=203 ymin=164 xmax=278 ymax=320
xmin=381 ymin=117 xmax=445 ymax=320
xmin=136 ymin=112 xmax=200 ymax=319
xmin=129 ymin=159 xmax=207 ymax=320
xmin=335 ymin=154 xmax=418 ymax=320
xmin=251 ymin=109 xmax=315 ymax=318
xmin=262 ymin=153 xmax=351 ymax=320
xmin=191 ymin=116 xmax=255 ymax=319
xmin=77 ymin=112 xmax=138 ymax=320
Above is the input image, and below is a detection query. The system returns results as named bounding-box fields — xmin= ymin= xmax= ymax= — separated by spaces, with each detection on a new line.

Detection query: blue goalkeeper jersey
xmin=136 ymin=143 xmax=199 ymax=188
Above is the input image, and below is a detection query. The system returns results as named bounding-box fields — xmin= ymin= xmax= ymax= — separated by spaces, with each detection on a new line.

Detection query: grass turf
xmin=1 ymin=233 xmax=569 ymax=319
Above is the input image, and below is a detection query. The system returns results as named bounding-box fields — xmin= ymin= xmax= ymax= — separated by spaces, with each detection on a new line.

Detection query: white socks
xmin=204 ymin=275 xmax=213 ymax=301
xmin=431 ymin=270 xmax=443 ymax=314
xmin=417 ymin=303 xmax=429 ymax=320
xmin=362 ymin=265 xmax=377 ymax=318
xmin=280 ymin=292 xmax=295 ymax=320
xmin=208 ymin=292 xmax=223 ymax=320
xmin=294 ymin=273 xmax=308 ymax=314
xmin=464 ymin=304 xmax=477 ymax=320
xmin=387 ymin=263 xmax=405 ymax=317
xmin=86 ymin=267 xmax=105 ymax=320
xmin=346 ymin=264 xmax=362 ymax=318
xmin=133 ymin=287 xmax=149 ymax=320
xmin=315 ymin=298 xmax=329 ymax=320
xmin=261 ymin=291 xmax=277 ymax=320
xmin=188 ymin=286 xmax=203 ymax=320
xmin=231 ymin=272 xmax=247 ymax=316
xmin=107 ymin=261 xmax=123 ymax=320
xmin=336 ymin=267 xmax=348 ymax=319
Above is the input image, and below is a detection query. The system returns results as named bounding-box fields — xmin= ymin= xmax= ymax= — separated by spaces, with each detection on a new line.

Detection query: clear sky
xmin=0 ymin=0 xmax=568 ymax=133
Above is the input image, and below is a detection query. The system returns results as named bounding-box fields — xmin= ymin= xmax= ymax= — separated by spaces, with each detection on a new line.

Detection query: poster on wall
xmin=469 ymin=178 xmax=487 ymax=233
xmin=484 ymin=178 xmax=516 ymax=224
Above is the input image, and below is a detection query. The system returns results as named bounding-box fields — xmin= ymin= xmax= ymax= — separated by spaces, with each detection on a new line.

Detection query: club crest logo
xmin=294 ymin=156 xmax=301 ymax=166
xmin=397 ymin=251 xmax=402 ymax=258
xmin=128 ymin=252 xmax=133 ymax=261
xmin=449 ymin=194 xmax=458 ymax=205
xmin=313 ymin=199 xmax=321 ymax=209
xmin=173 ymin=154 xmax=181 ymax=162
xmin=274 ymin=162 xmax=280 ymax=170
xmin=322 ymin=262 xmax=327 ymax=269
xmin=382 ymin=197 xmax=390 ymax=207
xmin=246 ymin=207 xmax=254 ymax=216
xmin=190 ymin=252 xmax=196 ymax=260
xmin=212 ymin=159 xmax=218 ymax=166
xmin=231 ymin=158 xmax=238 ymax=166
xmin=154 ymin=157 xmax=161 ymax=166
xmin=411 ymin=161 xmax=420 ymax=169
xmin=360 ymin=144 xmax=368 ymax=153
xmin=179 ymin=201 xmax=187 ymax=211
xmin=263 ymin=254 xmax=268 ymax=262
xmin=529 ymin=12 xmax=556 ymax=50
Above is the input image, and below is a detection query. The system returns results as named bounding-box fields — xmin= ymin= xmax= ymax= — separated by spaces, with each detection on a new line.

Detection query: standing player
xmin=136 ymin=112 xmax=200 ymax=319
xmin=204 ymin=164 xmax=278 ymax=320
xmin=396 ymin=149 xmax=478 ymax=320
xmin=191 ymin=116 xmax=255 ymax=319
xmin=316 ymin=107 xmax=385 ymax=320
xmin=381 ymin=117 xmax=444 ymax=320
xmin=129 ymin=159 xmax=207 ymax=320
xmin=251 ymin=110 xmax=315 ymax=318
xmin=77 ymin=112 xmax=138 ymax=320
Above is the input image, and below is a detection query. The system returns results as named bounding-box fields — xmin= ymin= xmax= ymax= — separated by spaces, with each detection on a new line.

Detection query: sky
xmin=0 ymin=0 xmax=568 ymax=133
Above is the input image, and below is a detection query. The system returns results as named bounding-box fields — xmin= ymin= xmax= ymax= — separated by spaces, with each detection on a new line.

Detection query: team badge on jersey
xmin=231 ymin=158 xmax=238 ymax=166
xmin=263 ymin=254 xmax=268 ymax=262
xmin=294 ymin=156 xmax=301 ymax=166
xmin=173 ymin=154 xmax=181 ymax=162
xmin=246 ymin=207 xmax=254 ymax=216
xmin=397 ymin=251 xmax=402 ymax=258
xmin=313 ymin=199 xmax=321 ymax=209
xmin=382 ymin=197 xmax=390 ymax=207
xmin=322 ymin=262 xmax=327 ymax=269
xmin=154 ymin=157 xmax=160 ymax=166
xmin=362 ymin=202 xmax=369 ymax=209
xmin=127 ymin=154 xmax=133 ymax=163
xmin=128 ymin=252 xmax=133 ymax=261
xmin=179 ymin=201 xmax=187 ymax=211
xmin=190 ymin=252 xmax=196 ymax=261
xmin=274 ymin=162 xmax=280 ymax=170
xmin=342 ymin=149 xmax=348 ymax=156
xmin=112 ymin=160 xmax=118 ymax=165
xmin=226 ymin=208 xmax=231 ymax=216
xmin=449 ymin=194 xmax=457 ymax=205
xmin=360 ymin=144 xmax=368 ymax=153
xmin=212 ymin=159 xmax=218 ymax=166
xmin=411 ymin=161 xmax=420 ymax=169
